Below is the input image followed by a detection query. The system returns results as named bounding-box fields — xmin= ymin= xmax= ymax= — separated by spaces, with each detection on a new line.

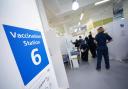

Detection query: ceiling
xmin=42 ymin=0 xmax=125 ymax=32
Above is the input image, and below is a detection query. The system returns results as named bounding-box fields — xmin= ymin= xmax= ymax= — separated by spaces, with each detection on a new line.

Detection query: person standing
xmin=88 ymin=32 xmax=97 ymax=58
xmin=77 ymin=36 xmax=84 ymax=60
xmin=80 ymin=37 xmax=89 ymax=62
xmin=71 ymin=39 xmax=79 ymax=49
xmin=78 ymin=36 xmax=84 ymax=48
xmin=95 ymin=27 xmax=112 ymax=71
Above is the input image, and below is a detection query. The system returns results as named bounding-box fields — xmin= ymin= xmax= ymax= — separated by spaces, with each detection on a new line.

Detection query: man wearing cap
xmin=95 ymin=27 xmax=112 ymax=71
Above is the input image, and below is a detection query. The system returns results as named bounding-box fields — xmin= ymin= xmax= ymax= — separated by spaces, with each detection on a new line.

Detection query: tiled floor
xmin=66 ymin=59 xmax=128 ymax=89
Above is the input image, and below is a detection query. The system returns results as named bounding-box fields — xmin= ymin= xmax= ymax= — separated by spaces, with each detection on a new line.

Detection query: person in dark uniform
xmin=95 ymin=27 xmax=112 ymax=71
xmin=71 ymin=39 xmax=79 ymax=49
xmin=80 ymin=37 xmax=89 ymax=62
xmin=77 ymin=36 xmax=84 ymax=61
xmin=88 ymin=32 xmax=97 ymax=58
xmin=78 ymin=36 xmax=84 ymax=48
xmin=71 ymin=36 xmax=83 ymax=49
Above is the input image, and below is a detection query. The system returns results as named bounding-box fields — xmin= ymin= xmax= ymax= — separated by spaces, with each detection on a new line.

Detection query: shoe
xmin=96 ymin=68 xmax=101 ymax=71
xmin=106 ymin=68 xmax=110 ymax=70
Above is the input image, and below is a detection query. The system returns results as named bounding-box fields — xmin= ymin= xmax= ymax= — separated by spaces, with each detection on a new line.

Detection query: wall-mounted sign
xmin=3 ymin=25 xmax=49 ymax=86
xmin=113 ymin=1 xmax=124 ymax=19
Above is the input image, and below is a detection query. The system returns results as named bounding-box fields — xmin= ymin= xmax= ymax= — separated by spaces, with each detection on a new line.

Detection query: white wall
xmin=0 ymin=0 xmax=59 ymax=89
xmin=105 ymin=19 xmax=128 ymax=60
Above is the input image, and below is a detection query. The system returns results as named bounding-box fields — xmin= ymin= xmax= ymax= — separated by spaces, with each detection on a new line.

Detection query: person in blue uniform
xmin=95 ymin=27 xmax=112 ymax=71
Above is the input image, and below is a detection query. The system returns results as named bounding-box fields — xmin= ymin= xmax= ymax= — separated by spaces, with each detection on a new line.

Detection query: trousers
xmin=96 ymin=46 xmax=110 ymax=69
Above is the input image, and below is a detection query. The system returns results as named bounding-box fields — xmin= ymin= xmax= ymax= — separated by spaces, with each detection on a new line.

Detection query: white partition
xmin=58 ymin=37 xmax=68 ymax=55
xmin=105 ymin=19 xmax=128 ymax=60
xmin=45 ymin=30 xmax=69 ymax=89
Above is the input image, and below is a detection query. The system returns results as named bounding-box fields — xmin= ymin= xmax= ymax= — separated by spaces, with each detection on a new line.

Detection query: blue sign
xmin=3 ymin=25 xmax=49 ymax=85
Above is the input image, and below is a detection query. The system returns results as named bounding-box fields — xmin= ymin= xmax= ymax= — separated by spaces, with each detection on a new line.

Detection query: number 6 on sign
xmin=31 ymin=48 xmax=41 ymax=65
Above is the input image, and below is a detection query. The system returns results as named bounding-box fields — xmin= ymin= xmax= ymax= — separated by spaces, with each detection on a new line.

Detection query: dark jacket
xmin=95 ymin=32 xmax=112 ymax=47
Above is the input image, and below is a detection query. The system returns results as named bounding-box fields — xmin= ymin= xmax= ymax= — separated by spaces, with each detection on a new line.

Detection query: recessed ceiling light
xmin=95 ymin=0 xmax=110 ymax=6
xmin=72 ymin=0 xmax=79 ymax=10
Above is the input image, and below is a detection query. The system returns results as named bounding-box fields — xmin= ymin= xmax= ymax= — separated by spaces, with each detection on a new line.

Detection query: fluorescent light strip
xmin=95 ymin=0 xmax=110 ymax=6
xmin=80 ymin=13 xmax=84 ymax=20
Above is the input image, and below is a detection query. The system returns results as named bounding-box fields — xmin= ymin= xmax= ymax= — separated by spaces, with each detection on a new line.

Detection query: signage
xmin=3 ymin=25 xmax=49 ymax=85
xmin=113 ymin=1 xmax=124 ymax=19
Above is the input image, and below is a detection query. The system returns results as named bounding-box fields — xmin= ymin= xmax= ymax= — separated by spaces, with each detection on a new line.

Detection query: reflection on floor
xmin=66 ymin=59 xmax=128 ymax=89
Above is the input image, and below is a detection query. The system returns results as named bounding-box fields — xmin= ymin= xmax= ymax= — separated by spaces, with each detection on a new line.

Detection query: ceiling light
xmin=95 ymin=0 xmax=110 ymax=6
xmin=80 ymin=13 xmax=84 ymax=20
xmin=72 ymin=0 xmax=79 ymax=10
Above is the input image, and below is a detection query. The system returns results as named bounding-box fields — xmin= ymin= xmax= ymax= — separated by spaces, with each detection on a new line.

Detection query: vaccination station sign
xmin=3 ymin=25 xmax=49 ymax=86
